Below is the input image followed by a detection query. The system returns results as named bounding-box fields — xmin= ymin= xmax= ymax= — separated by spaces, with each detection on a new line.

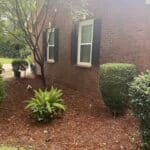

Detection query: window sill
xmin=77 ymin=63 xmax=92 ymax=68
xmin=47 ymin=60 xmax=55 ymax=63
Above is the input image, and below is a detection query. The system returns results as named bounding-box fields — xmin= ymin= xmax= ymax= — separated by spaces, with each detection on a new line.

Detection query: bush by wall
xmin=129 ymin=71 xmax=150 ymax=150
xmin=26 ymin=87 xmax=65 ymax=122
xmin=0 ymin=76 xmax=5 ymax=103
xmin=99 ymin=63 xmax=136 ymax=115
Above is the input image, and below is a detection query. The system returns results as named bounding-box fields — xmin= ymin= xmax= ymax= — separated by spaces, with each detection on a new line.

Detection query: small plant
xmin=11 ymin=59 xmax=28 ymax=78
xmin=0 ymin=76 xmax=5 ymax=103
xmin=129 ymin=71 xmax=150 ymax=150
xmin=99 ymin=63 xmax=136 ymax=115
xmin=26 ymin=87 xmax=65 ymax=122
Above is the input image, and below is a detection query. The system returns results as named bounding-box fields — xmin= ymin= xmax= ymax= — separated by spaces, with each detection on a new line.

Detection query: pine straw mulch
xmin=0 ymin=78 xmax=140 ymax=150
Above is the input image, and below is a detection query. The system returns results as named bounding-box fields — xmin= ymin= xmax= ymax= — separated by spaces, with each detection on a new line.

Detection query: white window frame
xmin=77 ymin=19 xmax=94 ymax=67
xmin=47 ymin=28 xmax=55 ymax=63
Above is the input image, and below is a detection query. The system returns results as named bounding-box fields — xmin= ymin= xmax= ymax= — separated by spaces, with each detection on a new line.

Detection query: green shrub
xmin=129 ymin=71 xmax=150 ymax=150
xmin=0 ymin=76 xmax=5 ymax=103
xmin=99 ymin=63 xmax=136 ymax=115
xmin=12 ymin=59 xmax=28 ymax=71
xmin=26 ymin=87 xmax=65 ymax=122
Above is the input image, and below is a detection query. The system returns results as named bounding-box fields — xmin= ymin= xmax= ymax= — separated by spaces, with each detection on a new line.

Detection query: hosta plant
xmin=26 ymin=87 xmax=65 ymax=122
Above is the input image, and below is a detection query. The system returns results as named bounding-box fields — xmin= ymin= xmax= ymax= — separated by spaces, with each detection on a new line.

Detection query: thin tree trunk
xmin=40 ymin=64 xmax=46 ymax=88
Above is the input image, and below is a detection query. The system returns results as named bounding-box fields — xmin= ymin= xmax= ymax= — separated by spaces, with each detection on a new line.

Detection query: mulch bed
xmin=0 ymin=78 xmax=140 ymax=150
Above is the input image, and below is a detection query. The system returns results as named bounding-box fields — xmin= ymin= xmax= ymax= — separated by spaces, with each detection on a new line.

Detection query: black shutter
xmin=71 ymin=23 xmax=78 ymax=65
xmin=92 ymin=19 xmax=101 ymax=65
xmin=42 ymin=29 xmax=48 ymax=61
xmin=54 ymin=28 xmax=59 ymax=62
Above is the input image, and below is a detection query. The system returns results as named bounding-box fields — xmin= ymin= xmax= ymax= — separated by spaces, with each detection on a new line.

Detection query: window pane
xmin=49 ymin=32 xmax=55 ymax=45
xmin=80 ymin=45 xmax=91 ymax=63
xmin=81 ymin=25 xmax=92 ymax=43
xmin=48 ymin=46 xmax=54 ymax=59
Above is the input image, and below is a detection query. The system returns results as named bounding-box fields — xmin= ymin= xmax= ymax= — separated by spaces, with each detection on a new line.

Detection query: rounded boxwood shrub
xmin=99 ymin=63 xmax=136 ymax=115
xmin=129 ymin=71 xmax=150 ymax=150
xmin=26 ymin=87 xmax=65 ymax=122
xmin=0 ymin=76 xmax=5 ymax=103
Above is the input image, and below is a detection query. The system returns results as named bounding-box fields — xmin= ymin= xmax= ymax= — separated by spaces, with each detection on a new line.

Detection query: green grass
xmin=0 ymin=146 xmax=26 ymax=150
xmin=0 ymin=58 xmax=13 ymax=65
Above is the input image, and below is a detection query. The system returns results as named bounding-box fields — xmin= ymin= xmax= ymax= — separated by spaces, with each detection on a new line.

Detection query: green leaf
xmin=53 ymin=103 xmax=65 ymax=111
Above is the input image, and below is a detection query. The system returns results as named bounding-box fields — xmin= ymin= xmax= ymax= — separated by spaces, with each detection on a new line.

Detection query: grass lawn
xmin=0 ymin=146 xmax=25 ymax=150
xmin=0 ymin=58 xmax=13 ymax=64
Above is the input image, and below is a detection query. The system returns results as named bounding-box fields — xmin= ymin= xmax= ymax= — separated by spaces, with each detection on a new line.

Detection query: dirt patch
xmin=0 ymin=78 xmax=140 ymax=150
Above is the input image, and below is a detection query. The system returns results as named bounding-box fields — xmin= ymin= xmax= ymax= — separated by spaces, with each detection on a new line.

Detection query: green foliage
xmin=12 ymin=59 xmax=28 ymax=71
xmin=0 ymin=36 xmax=20 ymax=58
xmin=26 ymin=87 xmax=65 ymax=122
xmin=27 ymin=56 xmax=32 ymax=64
xmin=0 ymin=58 xmax=13 ymax=65
xmin=0 ymin=22 xmax=27 ymax=58
xmin=129 ymin=71 xmax=150 ymax=150
xmin=0 ymin=76 xmax=5 ymax=103
xmin=99 ymin=63 xmax=136 ymax=115
xmin=0 ymin=63 xmax=2 ymax=69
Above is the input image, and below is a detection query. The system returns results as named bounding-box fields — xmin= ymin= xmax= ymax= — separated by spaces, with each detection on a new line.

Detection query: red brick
xmin=38 ymin=0 xmax=150 ymax=96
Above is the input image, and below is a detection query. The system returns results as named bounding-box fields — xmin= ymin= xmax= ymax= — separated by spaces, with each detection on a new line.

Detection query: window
xmin=77 ymin=19 xmax=94 ymax=67
xmin=47 ymin=29 xmax=55 ymax=62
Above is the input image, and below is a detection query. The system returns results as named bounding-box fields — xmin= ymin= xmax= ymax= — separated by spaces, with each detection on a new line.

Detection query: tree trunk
xmin=40 ymin=65 xmax=46 ymax=88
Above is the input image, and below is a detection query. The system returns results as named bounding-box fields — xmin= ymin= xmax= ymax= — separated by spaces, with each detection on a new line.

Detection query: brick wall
xmin=38 ymin=0 xmax=150 ymax=96
xmin=92 ymin=0 xmax=150 ymax=72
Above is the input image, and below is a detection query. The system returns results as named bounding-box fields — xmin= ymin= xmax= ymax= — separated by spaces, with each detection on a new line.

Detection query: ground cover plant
xmin=129 ymin=71 xmax=150 ymax=150
xmin=26 ymin=87 xmax=65 ymax=122
xmin=99 ymin=63 xmax=136 ymax=116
